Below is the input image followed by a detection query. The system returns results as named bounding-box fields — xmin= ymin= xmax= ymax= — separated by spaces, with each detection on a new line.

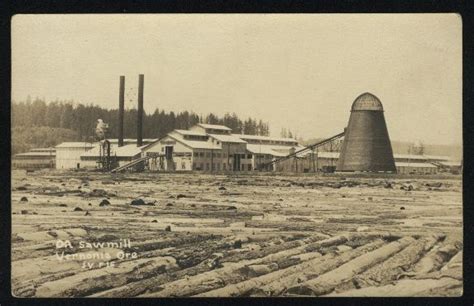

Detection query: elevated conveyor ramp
xmin=261 ymin=131 xmax=345 ymax=170
xmin=110 ymin=156 xmax=150 ymax=173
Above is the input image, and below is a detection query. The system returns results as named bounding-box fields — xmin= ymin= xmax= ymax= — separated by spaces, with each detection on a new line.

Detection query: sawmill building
xmin=143 ymin=123 xmax=304 ymax=172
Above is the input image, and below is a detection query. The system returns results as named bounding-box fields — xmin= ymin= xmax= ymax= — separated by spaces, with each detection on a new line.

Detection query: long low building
xmin=395 ymin=162 xmax=438 ymax=175
xmin=12 ymin=148 xmax=56 ymax=169
xmin=278 ymin=151 xmax=457 ymax=174
xmin=435 ymin=161 xmax=463 ymax=174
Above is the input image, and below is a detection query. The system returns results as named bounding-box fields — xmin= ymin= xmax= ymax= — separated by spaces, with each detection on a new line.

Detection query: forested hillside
xmin=11 ymin=98 xmax=270 ymax=154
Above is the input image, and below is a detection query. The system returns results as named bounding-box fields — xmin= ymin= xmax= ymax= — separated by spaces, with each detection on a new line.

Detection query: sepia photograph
xmin=10 ymin=13 xmax=462 ymax=297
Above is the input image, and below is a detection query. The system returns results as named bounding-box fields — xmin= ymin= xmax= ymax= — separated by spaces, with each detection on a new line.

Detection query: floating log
xmin=221 ymin=234 xmax=328 ymax=263
xmin=441 ymin=251 xmax=462 ymax=272
xmin=241 ymin=263 xmax=279 ymax=277
xmin=16 ymin=228 xmax=87 ymax=243
xmin=348 ymin=234 xmax=441 ymax=288
xmin=142 ymin=235 xmax=351 ymax=297
xmin=12 ymin=248 xmax=125 ymax=297
xmin=196 ymin=239 xmax=385 ymax=297
xmin=325 ymin=278 xmax=462 ymax=297
xmin=90 ymin=237 xmax=254 ymax=297
xmin=93 ymin=243 xmax=322 ymax=298
xmin=412 ymin=250 xmax=463 ymax=282
xmin=285 ymin=236 xmax=415 ymax=296
xmin=411 ymin=241 xmax=462 ymax=274
xmin=35 ymin=257 xmax=177 ymax=297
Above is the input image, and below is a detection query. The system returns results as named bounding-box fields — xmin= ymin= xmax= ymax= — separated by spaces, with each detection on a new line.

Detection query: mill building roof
xmin=197 ymin=123 xmax=232 ymax=131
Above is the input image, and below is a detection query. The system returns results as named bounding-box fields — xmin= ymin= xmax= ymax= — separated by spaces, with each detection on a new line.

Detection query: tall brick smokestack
xmin=137 ymin=74 xmax=144 ymax=147
xmin=118 ymin=76 xmax=125 ymax=147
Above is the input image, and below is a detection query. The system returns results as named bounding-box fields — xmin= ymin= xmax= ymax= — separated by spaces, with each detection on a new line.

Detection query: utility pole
xmin=211 ymin=150 xmax=214 ymax=172
xmin=316 ymin=147 xmax=319 ymax=172
xmin=227 ymin=143 xmax=230 ymax=171
xmin=330 ymin=142 xmax=333 ymax=167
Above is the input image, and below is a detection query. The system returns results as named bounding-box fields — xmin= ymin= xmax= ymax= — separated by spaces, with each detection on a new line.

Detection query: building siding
xmin=56 ymin=147 xmax=93 ymax=169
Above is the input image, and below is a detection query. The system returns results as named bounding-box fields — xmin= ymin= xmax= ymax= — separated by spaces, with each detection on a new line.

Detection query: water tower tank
xmin=336 ymin=93 xmax=396 ymax=172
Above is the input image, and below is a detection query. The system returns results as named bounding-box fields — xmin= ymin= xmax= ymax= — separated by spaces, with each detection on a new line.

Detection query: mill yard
xmin=11 ymin=170 xmax=462 ymax=297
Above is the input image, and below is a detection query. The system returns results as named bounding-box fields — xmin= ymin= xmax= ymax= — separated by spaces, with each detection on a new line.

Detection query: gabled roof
xmin=246 ymin=144 xmax=288 ymax=157
xmin=105 ymin=138 xmax=158 ymax=144
xmin=246 ymin=144 xmax=306 ymax=157
xmin=30 ymin=147 xmax=56 ymax=152
xmin=81 ymin=143 xmax=144 ymax=158
xmin=395 ymin=162 xmax=437 ymax=168
xmin=439 ymin=161 xmax=462 ymax=167
xmin=234 ymin=134 xmax=298 ymax=144
xmin=393 ymin=154 xmax=427 ymax=160
xmin=197 ymin=123 xmax=232 ymax=131
xmin=167 ymin=134 xmax=220 ymax=150
xmin=114 ymin=145 xmax=145 ymax=157
xmin=174 ymin=129 xmax=208 ymax=136
xmin=208 ymin=134 xmax=247 ymax=144
xmin=56 ymin=139 xmax=158 ymax=149
xmin=14 ymin=151 xmax=56 ymax=157
xmin=423 ymin=155 xmax=451 ymax=161
xmin=300 ymin=151 xmax=340 ymax=159
xmin=55 ymin=142 xmax=97 ymax=148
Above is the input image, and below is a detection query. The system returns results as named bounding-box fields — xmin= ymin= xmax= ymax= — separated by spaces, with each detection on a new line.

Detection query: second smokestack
xmin=118 ymin=76 xmax=125 ymax=147
xmin=137 ymin=74 xmax=144 ymax=147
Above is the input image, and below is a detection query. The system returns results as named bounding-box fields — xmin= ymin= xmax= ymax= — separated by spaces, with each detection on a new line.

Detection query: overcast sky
xmin=12 ymin=14 xmax=462 ymax=145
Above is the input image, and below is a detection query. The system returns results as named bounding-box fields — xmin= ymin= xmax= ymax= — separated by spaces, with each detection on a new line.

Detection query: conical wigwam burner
xmin=336 ymin=93 xmax=396 ymax=172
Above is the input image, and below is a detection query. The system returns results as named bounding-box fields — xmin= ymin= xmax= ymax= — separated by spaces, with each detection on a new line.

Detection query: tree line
xmin=280 ymin=127 xmax=297 ymax=139
xmin=11 ymin=97 xmax=270 ymax=154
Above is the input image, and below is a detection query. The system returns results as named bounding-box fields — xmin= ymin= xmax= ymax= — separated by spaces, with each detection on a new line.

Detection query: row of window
xmin=193 ymin=152 xmax=224 ymax=158
xmin=157 ymin=146 xmax=276 ymax=160
xmin=193 ymin=152 xmax=253 ymax=159
xmin=244 ymin=139 xmax=298 ymax=146
xmin=254 ymin=154 xmax=274 ymax=159
xmin=205 ymin=129 xmax=231 ymax=135
xmin=183 ymin=135 xmax=209 ymax=141
xmin=193 ymin=163 xmax=253 ymax=171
